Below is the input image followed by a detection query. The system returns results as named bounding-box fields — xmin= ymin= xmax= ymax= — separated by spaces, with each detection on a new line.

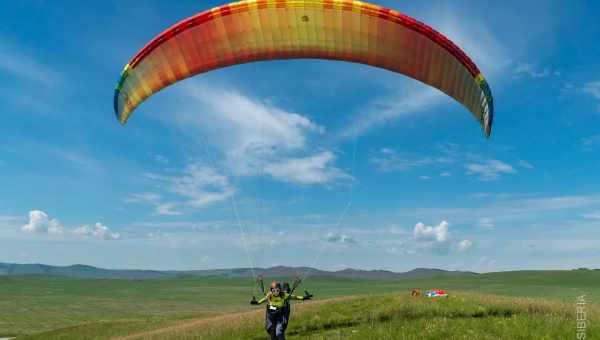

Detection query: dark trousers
xmin=265 ymin=309 xmax=287 ymax=340
xmin=282 ymin=305 xmax=290 ymax=331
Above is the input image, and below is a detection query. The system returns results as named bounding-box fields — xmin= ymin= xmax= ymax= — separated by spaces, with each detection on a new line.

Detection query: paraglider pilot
xmin=251 ymin=281 xmax=313 ymax=340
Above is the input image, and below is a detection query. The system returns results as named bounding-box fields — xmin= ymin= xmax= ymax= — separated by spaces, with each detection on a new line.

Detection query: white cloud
xmin=21 ymin=210 xmax=118 ymax=240
xmin=73 ymin=223 xmax=120 ymax=240
xmin=177 ymin=82 xmax=322 ymax=165
xmin=457 ymin=239 xmax=473 ymax=252
xmin=324 ymin=232 xmax=356 ymax=244
xmin=465 ymin=160 xmax=516 ymax=181
xmin=414 ymin=221 xmax=449 ymax=243
xmin=22 ymin=210 xmax=64 ymax=235
xmin=406 ymin=220 xmax=475 ymax=254
xmin=582 ymin=81 xmax=600 ymax=99
xmin=263 ymin=151 xmax=351 ymax=185
xmin=419 ymin=175 xmax=432 ymax=180
xmin=440 ymin=172 xmax=451 ymax=177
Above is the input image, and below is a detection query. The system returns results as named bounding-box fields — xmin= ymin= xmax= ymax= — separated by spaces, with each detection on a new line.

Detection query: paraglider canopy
xmin=425 ymin=289 xmax=449 ymax=298
xmin=114 ymin=0 xmax=494 ymax=137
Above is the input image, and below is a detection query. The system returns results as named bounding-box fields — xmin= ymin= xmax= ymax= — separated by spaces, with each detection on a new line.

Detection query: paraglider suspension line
xmin=301 ymin=137 xmax=358 ymax=282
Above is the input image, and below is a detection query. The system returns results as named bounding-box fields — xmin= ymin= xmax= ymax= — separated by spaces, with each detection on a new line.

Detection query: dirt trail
xmin=113 ymin=309 xmax=262 ymax=340
xmin=113 ymin=296 xmax=355 ymax=340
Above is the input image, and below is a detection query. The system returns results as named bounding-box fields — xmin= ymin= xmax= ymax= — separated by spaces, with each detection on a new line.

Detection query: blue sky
xmin=1 ymin=0 xmax=600 ymax=272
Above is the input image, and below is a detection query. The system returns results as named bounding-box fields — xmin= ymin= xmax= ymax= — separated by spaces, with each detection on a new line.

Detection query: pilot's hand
xmin=303 ymin=290 xmax=314 ymax=300
xmin=250 ymin=297 xmax=259 ymax=305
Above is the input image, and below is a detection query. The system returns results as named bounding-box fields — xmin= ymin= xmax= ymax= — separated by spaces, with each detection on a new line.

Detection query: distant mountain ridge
xmin=0 ymin=262 xmax=477 ymax=280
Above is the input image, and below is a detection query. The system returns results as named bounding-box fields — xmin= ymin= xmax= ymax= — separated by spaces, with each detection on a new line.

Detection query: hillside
xmin=1 ymin=269 xmax=598 ymax=338
xmin=22 ymin=292 xmax=600 ymax=339
xmin=0 ymin=262 xmax=476 ymax=280
xmin=0 ymin=263 xmax=172 ymax=279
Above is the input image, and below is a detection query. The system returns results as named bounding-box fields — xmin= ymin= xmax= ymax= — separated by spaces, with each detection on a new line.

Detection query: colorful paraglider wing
xmin=425 ymin=289 xmax=449 ymax=298
xmin=114 ymin=0 xmax=494 ymax=137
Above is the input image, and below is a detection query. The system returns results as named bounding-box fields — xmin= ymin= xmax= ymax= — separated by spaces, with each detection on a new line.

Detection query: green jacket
xmin=257 ymin=292 xmax=305 ymax=309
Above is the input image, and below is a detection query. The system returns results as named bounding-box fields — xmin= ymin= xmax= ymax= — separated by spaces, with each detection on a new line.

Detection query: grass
xmin=33 ymin=293 xmax=597 ymax=340
xmin=1 ymin=269 xmax=598 ymax=338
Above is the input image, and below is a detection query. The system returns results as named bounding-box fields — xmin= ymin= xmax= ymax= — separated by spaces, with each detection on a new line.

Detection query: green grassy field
xmin=1 ymin=270 xmax=598 ymax=339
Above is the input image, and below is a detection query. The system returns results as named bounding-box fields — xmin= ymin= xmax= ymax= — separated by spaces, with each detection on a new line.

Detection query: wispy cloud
xmin=140 ymin=164 xmax=235 ymax=215
xmin=324 ymin=232 xmax=357 ymax=245
xmin=125 ymin=192 xmax=183 ymax=216
xmin=0 ymin=41 xmax=61 ymax=86
xmin=4 ymin=142 xmax=106 ymax=175
xmin=581 ymin=211 xmax=600 ymax=220
xmin=160 ymin=82 xmax=347 ymax=186
xmin=127 ymin=221 xmax=224 ymax=232
xmin=0 ymin=215 xmax=20 ymax=225
xmin=153 ymin=154 xmax=169 ymax=164
xmin=477 ymin=256 xmax=497 ymax=272
xmin=409 ymin=194 xmax=600 ymax=225
xmin=513 ymin=62 xmax=559 ymax=79
xmin=264 ymin=151 xmax=351 ymax=185
xmin=429 ymin=7 xmax=509 ymax=77
xmin=582 ymin=81 xmax=600 ymax=99
xmin=516 ymin=160 xmax=535 ymax=169
xmin=340 ymin=86 xmax=442 ymax=139
xmin=0 ymin=40 xmax=67 ymax=114
xmin=564 ymin=81 xmax=600 ymax=112
xmin=581 ymin=134 xmax=600 ymax=147
xmin=477 ymin=217 xmax=495 ymax=229
xmin=124 ymin=192 xmax=161 ymax=204
xmin=515 ymin=195 xmax=600 ymax=212
xmin=465 ymin=160 xmax=516 ymax=181
xmin=369 ymin=148 xmax=455 ymax=173
xmin=371 ymin=146 xmax=522 ymax=181
xmin=154 ymin=203 xmax=182 ymax=216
